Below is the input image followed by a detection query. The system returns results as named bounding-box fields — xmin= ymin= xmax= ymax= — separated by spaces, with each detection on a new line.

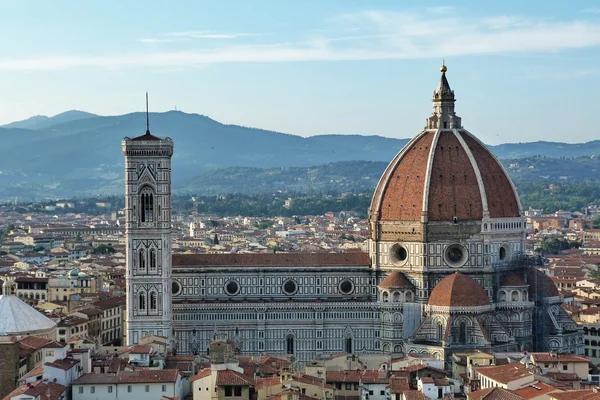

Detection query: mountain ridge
xmin=0 ymin=110 xmax=598 ymax=201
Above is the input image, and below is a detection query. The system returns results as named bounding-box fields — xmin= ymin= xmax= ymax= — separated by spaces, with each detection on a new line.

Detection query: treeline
xmin=188 ymin=193 xmax=372 ymax=218
xmin=516 ymin=181 xmax=600 ymax=213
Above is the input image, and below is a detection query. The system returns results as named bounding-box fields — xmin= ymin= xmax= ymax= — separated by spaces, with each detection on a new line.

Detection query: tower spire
xmin=426 ymin=62 xmax=462 ymax=129
xmin=145 ymin=92 xmax=150 ymax=135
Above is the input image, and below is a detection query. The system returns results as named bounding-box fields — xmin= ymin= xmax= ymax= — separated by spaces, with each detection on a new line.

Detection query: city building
xmin=123 ymin=65 xmax=582 ymax=367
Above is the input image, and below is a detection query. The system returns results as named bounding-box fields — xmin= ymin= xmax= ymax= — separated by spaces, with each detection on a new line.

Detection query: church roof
xmin=501 ymin=272 xmax=528 ymax=287
xmin=130 ymin=130 xmax=162 ymax=141
xmin=378 ymin=271 xmax=414 ymax=289
xmin=369 ymin=65 xmax=521 ymax=223
xmin=428 ymin=272 xmax=489 ymax=307
xmin=527 ymin=268 xmax=560 ymax=298
xmin=172 ymin=252 xmax=370 ymax=267
xmin=0 ymin=295 xmax=57 ymax=335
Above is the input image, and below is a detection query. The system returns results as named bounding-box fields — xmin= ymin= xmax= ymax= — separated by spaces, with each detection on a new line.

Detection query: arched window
xmin=149 ymin=249 xmax=157 ymax=271
xmin=437 ymin=323 xmax=444 ymax=341
xmin=345 ymin=337 xmax=353 ymax=353
xmin=511 ymin=291 xmax=519 ymax=301
xmin=286 ymin=335 xmax=294 ymax=354
xmin=382 ymin=292 xmax=389 ymax=302
xmin=393 ymin=292 xmax=401 ymax=302
xmin=499 ymin=291 xmax=506 ymax=302
xmin=405 ymin=291 xmax=412 ymax=302
xmin=138 ymin=292 xmax=146 ymax=311
xmin=150 ymin=291 xmax=157 ymax=311
xmin=140 ymin=188 xmax=154 ymax=223
xmin=459 ymin=322 xmax=467 ymax=344
xmin=139 ymin=249 xmax=146 ymax=271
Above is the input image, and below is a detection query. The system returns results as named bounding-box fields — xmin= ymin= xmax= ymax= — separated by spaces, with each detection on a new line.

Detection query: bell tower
xmin=122 ymin=95 xmax=174 ymax=345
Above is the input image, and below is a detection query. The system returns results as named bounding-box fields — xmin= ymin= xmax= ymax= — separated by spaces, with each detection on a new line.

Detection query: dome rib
xmin=370 ymin=131 xmax=435 ymax=221
xmin=428 ymin=272 xmax=489 ymax=307
xmin=459 ymin=131 xmax=522 ymax=218
xmin=426 ymin=131 xmax=484 ymax=221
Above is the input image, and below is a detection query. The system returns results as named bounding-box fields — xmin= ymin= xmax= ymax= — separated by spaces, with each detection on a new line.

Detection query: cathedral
xmin=122 ymin=65 xmax=583 ymax=367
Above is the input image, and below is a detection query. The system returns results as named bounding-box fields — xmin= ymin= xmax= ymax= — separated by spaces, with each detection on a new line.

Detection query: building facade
xmin=123 ymin=65 xmax=582 ymax=367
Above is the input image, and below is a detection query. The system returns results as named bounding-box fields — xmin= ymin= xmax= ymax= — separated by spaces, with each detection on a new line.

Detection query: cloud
xmin=3 ymin=10 xmax=600 ymax=71
xmin=146 ymin=30 xmax=262 ymax=41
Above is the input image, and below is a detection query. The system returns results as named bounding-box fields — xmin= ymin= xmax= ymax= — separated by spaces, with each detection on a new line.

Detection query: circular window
xmin=282 ymin=279 xmax=297 ymax=295
xmin=339 ymin=279 xmax=354 ymax=295
xmin=171 ymin=280 xmax=182 ymax=296
xmin=225 ymin=280 xmax=240 ymax=296
xmin=444 ymin=244 xmax=468 ymax=267
xmin=499 ymin=244 xmax=510 ymax=261
xmin=389 ymin=243 xmax=409 ymax=265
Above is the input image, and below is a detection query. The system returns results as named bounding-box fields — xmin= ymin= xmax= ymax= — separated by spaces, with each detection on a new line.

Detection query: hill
xmin=0 ymin=110 xmax=598 ymax=201
xmin=2 ymin=110 xmax=98 ymax=130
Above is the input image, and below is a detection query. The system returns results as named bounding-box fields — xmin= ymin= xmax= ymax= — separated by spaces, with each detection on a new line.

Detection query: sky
xmin=1 ymin=1 xmax=600 ymax=144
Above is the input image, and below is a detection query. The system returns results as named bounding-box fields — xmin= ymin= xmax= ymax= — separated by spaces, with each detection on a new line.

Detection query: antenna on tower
xmin=145 ymin=92 xmax=150 ymax=134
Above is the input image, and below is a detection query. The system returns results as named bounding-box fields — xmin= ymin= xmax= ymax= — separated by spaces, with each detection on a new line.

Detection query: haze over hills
xmin=0 ymin=110 xmax=599 ymax=201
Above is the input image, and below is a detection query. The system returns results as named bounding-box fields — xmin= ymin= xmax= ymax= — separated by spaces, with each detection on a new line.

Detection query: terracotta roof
xmin=428 ymin=272 xmax=489 ymax=307
xmin=527 ymin=269 xmax=560 ymax=298
xmin=475 ymin=363 xmax=531 ymax=384
xmin=502 ymin=272 xmax=528 ymax=287
xmin=326 ymin=370 xmax=392 ymax=384
xmin=551 ymin=390 xmax=600 ymax=400
xmin=269 ymin=387 xmax=321 ymax=400
xmin=513 ymin=382 xmax=561 ymax=400
xmin=402 ymin=391 xmax=428 ymax=400
xmin=254 ymin=376 xmax=281 ymax=390
xmin=389 ymin=377 xmax=410 ymax=394
xmin=20 ymin=364 xmax=44 ymax=380
xmin=216 ymin=369 xmax=254 ymax=386
xmin=190 ymin=368 xmax=211 ymax=383
xmin=379 ymin=271 xmax=414 ymax=289
xmin=1 ymin=381 xmax=66 ymax=400
xmin=530 ymin=353 xmax=589 ymax=364
xmin=543 ymin=372 xmax=579 ymax=381
xmin=469 ymin=387 xmax=523 ymax=400
xmin=19 ymin=336 xmax=52 ymax=350
xmin=45 ymin=357 xmax=79 ymax=371
xmin=130 ymin=345 xmax=153 ymax=354
xmin=73 ymin=369 xmax=179 ymax=384
xmin=173 ymin=252 xmax=369 ymax=267
xmin=370 ymin=128 xmax=520 ymax=223
xmin=460 ymin=132 xmax=520 ymax=218
xmin=93 ymin=295 xmax=126 ymax=309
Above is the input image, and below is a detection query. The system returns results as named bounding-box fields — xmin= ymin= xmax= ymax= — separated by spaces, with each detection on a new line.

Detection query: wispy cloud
xmin=141 ymin=30 xmax=262 ymax=43
xmin=2 ymin=10 xmax=600 ymax=71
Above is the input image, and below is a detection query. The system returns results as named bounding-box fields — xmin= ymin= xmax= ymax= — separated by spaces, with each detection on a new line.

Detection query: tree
xmin=93 ymin=244 xmax=116 ymax=255
xmin=213 ymin=234 xmax=219 ymax=245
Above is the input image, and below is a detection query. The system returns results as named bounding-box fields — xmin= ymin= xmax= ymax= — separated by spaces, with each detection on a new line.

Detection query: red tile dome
xmin=378 ymin=271 xmax=414 ymax=289
xmin=369 ymin=65 xmax=521 ymax=224
xmin=428 ymin=272 xmax=489 ymax=307
xmin=370 ymin=130 xmax=520 ymax=222
xmin=527 ymin=268 xmax=559 ymax=298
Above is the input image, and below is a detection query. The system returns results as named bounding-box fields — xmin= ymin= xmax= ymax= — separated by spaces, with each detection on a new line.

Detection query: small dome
xmin=527 ymin=268 xmax=559 ymax=298
xmin=69 ymin=269 xmax=79 ymax=276
xmin=501 ymin=272 xmax=528 ymax=287
xmin=379 ymin=271 xmax=414 ymax=289
xmin=428 ymin=272 xmax=489 ymax=307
